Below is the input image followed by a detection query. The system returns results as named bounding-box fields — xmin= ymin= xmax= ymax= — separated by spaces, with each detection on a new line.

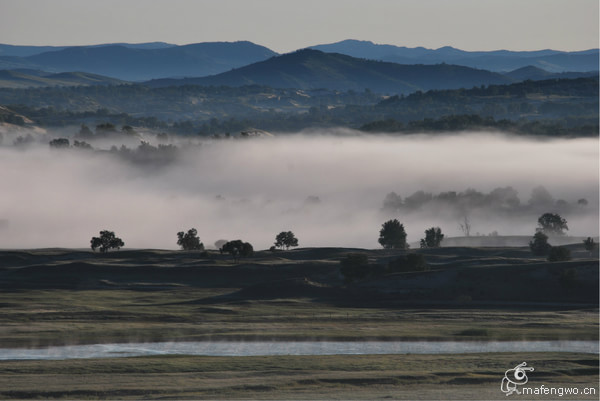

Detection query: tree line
xmin=89 ymin=211 xmax=597 ymax=286
xmin=1 ymin=76 xmax=597 ymax=137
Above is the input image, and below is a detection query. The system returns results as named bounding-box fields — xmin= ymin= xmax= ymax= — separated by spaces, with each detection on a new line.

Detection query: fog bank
xmin=0 ymin=132 xmax=598 ymax=250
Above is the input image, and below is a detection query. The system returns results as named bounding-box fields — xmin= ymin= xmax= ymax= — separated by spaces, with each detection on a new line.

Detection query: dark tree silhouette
xmin=537 ymin=213 xmax=568 ymax=236
xmin=548 ymin=246 xmax=571 ymax=262
xmin=49 ymin=138 xmax=70 ymax=148
xmin=378 ymin=219 xmax=407 ymax=249
xmin=90 ymin=230 xmax=124 ymax=253
xmin=274 ymin=231 xmax=299 ymax=250
xmin=176 ymin=228 xmax=204 ymax=250
xmin=583 ymin=237 xmax=597 ymax=254
xmin=459 ymin=215 xmax=472 ymax=237
xmin=221 ymin=240 xmax=254 ymax=261
xmin=529 ymin=231 xmax=551 ymax=256
xmin=420 ymin=227 xmax=444 ymax=248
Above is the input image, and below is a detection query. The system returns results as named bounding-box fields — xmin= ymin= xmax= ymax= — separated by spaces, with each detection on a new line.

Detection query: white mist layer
xmin=0 ymin=132 xmax=598 ymax=250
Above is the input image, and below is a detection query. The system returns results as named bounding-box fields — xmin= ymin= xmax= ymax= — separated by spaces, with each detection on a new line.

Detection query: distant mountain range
xmin=0 ymin=41 xmax=277 ymax=81
xmin=0 ymin=42 xmax=175 ymax=57
xmin=145 ymin=49 xmax=514 ymax=92
xmin=0 ymin=40 xmax=597 ymax=92
xmin=145 ymin=49 xmax=597 ymax=93
xmin=310 ymin=40 xmax=599 ymax=73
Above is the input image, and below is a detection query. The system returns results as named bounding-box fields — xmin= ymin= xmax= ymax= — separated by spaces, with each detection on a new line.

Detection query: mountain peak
xmin=147 ymin=50 xmax=511 ymax=93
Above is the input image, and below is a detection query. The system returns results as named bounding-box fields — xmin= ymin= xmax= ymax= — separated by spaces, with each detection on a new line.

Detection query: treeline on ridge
xmin=0 ymin=77 xmax=597 ymax=137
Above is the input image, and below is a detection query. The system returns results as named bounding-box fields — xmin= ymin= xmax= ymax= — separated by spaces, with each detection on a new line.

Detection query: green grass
xmin=0 ymin=353 xmax=597 ymax=400
xmin=0 ymin=289 xmax=597 ymax=347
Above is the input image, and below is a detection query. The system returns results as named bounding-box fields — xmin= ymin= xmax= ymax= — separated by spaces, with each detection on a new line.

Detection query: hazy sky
xmin=0 ymin=0 xmax=598 ymax=52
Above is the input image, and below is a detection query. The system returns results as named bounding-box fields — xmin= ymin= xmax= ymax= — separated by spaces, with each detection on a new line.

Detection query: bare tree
xmin=459 ymin=215 xmax=471 ymax=237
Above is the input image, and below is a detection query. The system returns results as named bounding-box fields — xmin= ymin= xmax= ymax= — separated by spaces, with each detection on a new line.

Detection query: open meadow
xmin=0 ymin=244 xmax=597 ymax=399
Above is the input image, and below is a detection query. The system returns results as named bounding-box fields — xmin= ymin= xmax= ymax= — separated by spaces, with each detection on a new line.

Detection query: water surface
xmin=0 ymin=340 xmax=596 ymax=360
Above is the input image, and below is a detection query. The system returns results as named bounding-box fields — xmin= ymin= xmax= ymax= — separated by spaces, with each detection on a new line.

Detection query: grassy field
xmin=0 ymin=245 xmax=597 ymax=399
xmin=0 ymin=288 xmax=597 ymax=348
xmin=0 ymin=352 xmax=597 ymax=400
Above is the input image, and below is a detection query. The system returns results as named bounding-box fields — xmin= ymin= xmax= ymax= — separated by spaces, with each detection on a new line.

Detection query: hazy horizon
xmin=0 ymin=0 xmax=597 ymax=53
xmin=1 ymin=130 xmax=597 ymax=250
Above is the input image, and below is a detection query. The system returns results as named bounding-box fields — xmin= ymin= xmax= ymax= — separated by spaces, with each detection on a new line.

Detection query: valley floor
xmin=0 ymin=246 xmax=597 ymax=399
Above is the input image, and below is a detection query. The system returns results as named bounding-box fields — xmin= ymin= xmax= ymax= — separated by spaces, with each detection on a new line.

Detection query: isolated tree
xmin=529 ymin=231 xmax=551 ymax=256
xmin=547 ymin=246 xmax=571 ymax=262
xmin=378 ymin=219 xmax=407 ymax=249
xmin=537 ymin=213 xmax=568 ymax=236
xmin=459 ymin=215 xmax=472 ymax=237
xmin=176 ymin=228 xmax=204 ymax=251
xmin=274 ymin=231 xmax=299 ymax=250
xmin=90 ymin=230 xmax=124 ymax=253
xmin=583 ymin=237 xmax=597 ymax=254
xmin=420 ymin=227 xmax=444 ymax=248
xmin=221 ymin=240 xmax=254 ymax=261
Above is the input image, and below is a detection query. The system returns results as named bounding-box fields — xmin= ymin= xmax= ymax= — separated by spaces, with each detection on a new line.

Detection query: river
xmin=0 ymin=340 xmax=597 ymax=360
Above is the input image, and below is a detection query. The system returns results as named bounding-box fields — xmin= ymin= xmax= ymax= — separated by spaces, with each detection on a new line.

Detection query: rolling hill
xmin=310 ymin=40 xmax=600 ymax=73
xmin=503 ymin=65 xmax=597 ymax=81
xmin=145 ymin=49 xmax=512 ymax=93
xmin=0 ymin=41 xmax=278 ymax=81
xmin=0 ymin=69 xmax=124 ymax=88
xmin=0 ymin=42 xmax=175 ymax=57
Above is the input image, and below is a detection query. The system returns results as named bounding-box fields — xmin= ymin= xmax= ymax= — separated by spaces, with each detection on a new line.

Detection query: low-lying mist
xmin=1 ymin=131 xmax=598 ymax=250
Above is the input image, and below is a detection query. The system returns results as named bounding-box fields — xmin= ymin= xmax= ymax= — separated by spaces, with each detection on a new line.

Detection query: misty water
xmin=0 ymin=131 xmax=598 ymax=249
xmin=0 ymin=341 xmax=597 ymax=360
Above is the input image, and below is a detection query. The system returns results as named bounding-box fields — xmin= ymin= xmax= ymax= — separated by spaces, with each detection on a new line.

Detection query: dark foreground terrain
xmin=0 ymin=244 xmax=597 ymax=399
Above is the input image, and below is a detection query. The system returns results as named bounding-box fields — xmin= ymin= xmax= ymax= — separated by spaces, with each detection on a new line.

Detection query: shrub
xmin=547 ymin=246 xmax=571 ymax=262
xmin=583 ymin=237 xmax=597 ymax=253
xmin=387 ymin=253 xmax=428 ymax=273
xmin=457 ymin=328 xmax=488 ymax=336
xmin=529 ymin=231 xmax=551 ymax=256
xmin=340 ymin=253 xmax=370 ymax=283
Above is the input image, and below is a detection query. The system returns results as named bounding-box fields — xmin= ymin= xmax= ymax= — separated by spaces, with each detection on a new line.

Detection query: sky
xmin=0 ymin=0 xmax=598 ymax=52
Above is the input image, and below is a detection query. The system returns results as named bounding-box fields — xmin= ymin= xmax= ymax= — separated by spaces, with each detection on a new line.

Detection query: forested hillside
xmin=0 ymin=77 xmax=597 ymax=137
